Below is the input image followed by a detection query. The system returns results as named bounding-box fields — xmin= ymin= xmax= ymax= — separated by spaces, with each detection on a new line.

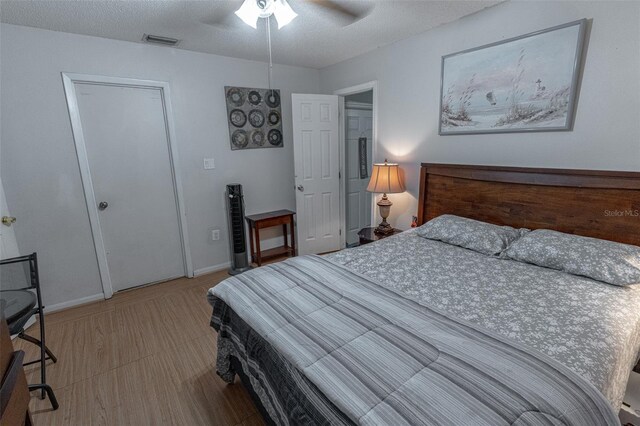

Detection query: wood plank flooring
xmin=13 ymin=270 xmax=265 ymax=426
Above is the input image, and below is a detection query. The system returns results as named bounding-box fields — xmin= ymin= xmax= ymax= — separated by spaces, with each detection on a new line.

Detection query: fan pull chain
xmin=266 ymin=15 xmax=273 ymax=94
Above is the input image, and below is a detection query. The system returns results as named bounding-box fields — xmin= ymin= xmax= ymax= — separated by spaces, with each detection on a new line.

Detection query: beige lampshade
xmin=366 ymin=160 xmax=405 ymax=194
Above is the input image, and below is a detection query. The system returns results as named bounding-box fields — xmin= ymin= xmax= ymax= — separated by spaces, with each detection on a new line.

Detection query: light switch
xmin=203 ymin=158 xmax=215 ymax=170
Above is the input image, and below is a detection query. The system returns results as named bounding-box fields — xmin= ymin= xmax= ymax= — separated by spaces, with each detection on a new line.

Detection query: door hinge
xmin=339 ymin=170 xmax=342 ymax=179
xmin=339 ymin=229 xmax=342 ymax=236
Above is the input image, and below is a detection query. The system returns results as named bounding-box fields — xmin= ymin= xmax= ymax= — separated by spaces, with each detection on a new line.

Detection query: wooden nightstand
xmin=245 ymin=209 xmax=296 ymax=266
xmin=357 ymin=227 xmax=403 ymax=245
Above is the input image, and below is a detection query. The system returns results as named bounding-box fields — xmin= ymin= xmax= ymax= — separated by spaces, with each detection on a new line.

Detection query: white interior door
xmin=73 ymin=82 xmax=185 ymax=292
xmin=0 ymin=177 xmax=20 ymax=260
xmin=292 ymin=94 xmax=341 ymax=255
xmin=345 ymin=106 xmax=373 ymax=245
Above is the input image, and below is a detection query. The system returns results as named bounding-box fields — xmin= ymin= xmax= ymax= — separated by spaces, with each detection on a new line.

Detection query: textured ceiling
xmin=0 ymin=0 xmax=502 ymax=69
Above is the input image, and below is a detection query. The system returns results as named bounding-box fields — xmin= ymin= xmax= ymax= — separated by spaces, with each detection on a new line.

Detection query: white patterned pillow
xmin=416 ymin=214 xmax=524 ymax=256
xmin=505 ymin=229 xmax=640 ymax=286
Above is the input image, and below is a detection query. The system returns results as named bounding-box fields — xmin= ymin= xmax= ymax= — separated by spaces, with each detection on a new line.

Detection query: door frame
xmin=334 ymin=81 xmax=378 ymax=248
xmin=61 ymin=73 xmax=193 ymax=299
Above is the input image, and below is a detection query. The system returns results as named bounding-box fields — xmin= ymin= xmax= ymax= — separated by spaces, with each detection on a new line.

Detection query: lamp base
xmin=375 ymin=194 xmax=394 ymax=235
xmin=374 ymin=222 xmax=395 ymax=235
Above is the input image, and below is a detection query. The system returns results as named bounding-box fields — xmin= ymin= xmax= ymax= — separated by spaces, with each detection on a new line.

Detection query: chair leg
xmin=28 ymin=384 xmax=59 ymax=410
xmin=23 ymin=356 xmax=55 ymax=367
xmin=38 ymin=312 xmax=46 ymax=399
xmin=18 ymin=333 xmax=57 ymax=399
xmin=18 ymin=333 xmax=57 ymax=363
xmin=17 ymin=312 xmax=57 ymax=400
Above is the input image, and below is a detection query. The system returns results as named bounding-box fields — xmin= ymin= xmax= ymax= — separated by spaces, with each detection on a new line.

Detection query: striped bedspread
xmin=208 ymin=255 xmax=618 ymax=425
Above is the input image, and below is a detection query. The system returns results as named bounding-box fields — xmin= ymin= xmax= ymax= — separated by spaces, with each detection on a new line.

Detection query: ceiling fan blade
xmin=201 ymin=1 xmax=244 ymax=30
xmin=306 ymin=0 xmax=373 ymax=26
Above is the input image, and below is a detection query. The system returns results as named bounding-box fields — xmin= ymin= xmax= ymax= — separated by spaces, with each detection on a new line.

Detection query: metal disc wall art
xmin=248 ymin=90 xmax=262 ymax=105
xmin=268 ymin=129 xmax=283 ymax=146
xmin=248 ymin=109 xmax=265 ymax=128
xmin=265 ymin=90 xmax=280 ymax=108
xmin=230 ymin=109 xmax=247 ymax=127
xmin=224 ymin=86 xmax=284 ymax=150
xmin=231 ymin=130 xmax=248 ymax=148
xmin=226 ymin=88 xmax=245 ymax=107
xmin=251 ymin=130 xmax=266 ymax=146
xmin=268 ymin=110 xmax=280 ymax=126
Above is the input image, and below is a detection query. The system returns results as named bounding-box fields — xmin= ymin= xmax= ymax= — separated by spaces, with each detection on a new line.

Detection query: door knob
xmin=98 ymin=201 xmax=109 ymax=211
xmin=297 ymin=185 xmax=304 ymax=192
xmin=1 ymin=216 xmax=16 ymax=226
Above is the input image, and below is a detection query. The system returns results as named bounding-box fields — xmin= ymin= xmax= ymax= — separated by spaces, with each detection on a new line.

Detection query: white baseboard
xmin=44 ymin=293 xmax=105 ymax=313
xmin=41 ymin=266 xmax=229 ymax=313
xmin=194 ymin=262 xmax=231 ymax=277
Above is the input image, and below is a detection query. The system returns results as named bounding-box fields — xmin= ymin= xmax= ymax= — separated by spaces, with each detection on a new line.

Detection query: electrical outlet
xmin=211 ymin=229 xmax=220 ymax=241
xmin=203 ymin=157 xmax=215 ymax=170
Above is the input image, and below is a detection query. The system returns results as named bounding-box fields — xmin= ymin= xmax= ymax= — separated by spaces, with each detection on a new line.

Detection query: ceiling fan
xmin=207 ymin=0 xmax=372 ymax=95
xmin=207 ymin=0 xmax=373 ymax=30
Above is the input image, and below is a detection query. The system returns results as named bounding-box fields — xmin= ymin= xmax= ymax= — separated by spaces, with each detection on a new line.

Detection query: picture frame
xmin=224 ymin=86 xmax=284 ymax=150
xmin=358 ymin=137 xmax=368 ymax=179
xmin=439 ymin=19 xmax=587 ymax=135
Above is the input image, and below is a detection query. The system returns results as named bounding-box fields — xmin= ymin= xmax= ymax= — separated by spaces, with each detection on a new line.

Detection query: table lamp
xmin=366 ymin=159 xmax=405 ymax=235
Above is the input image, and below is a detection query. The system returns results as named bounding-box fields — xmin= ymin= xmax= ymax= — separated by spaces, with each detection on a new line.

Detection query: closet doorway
xmin=335 ymin=82 xmax=377 ymax=247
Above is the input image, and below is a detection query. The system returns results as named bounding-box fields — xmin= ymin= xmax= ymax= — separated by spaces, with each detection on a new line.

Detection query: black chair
xmin=0 ymin=253 xmax=58 ymax=410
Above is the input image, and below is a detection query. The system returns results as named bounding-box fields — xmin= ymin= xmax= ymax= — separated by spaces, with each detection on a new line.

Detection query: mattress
xmin=325 ymin=229 xmax=640 ymax=410
xmin=209 ymin=255 xmax=618 ymax=425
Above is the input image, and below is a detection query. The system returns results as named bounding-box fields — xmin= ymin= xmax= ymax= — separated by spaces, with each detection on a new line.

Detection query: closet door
xmin=72 ymin=82 xmax=185 ymax=292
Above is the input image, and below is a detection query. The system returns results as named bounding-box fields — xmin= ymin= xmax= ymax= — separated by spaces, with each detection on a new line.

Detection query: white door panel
xmin=292 ymin=94 xmax=341 ymax=255
xmin=345 ymin=108 xmax=373 ymax=245
xmin=0 ymin=177 xmax=20 ymax=260
xmin=75 ymin=83 xmax=184 ymax=291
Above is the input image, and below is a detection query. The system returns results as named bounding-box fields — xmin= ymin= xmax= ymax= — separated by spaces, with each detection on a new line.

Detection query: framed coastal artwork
xmin=439 ymin=19 xmax=587 ymax=135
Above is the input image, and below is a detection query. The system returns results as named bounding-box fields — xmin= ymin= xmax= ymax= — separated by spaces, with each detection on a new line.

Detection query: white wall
xmin=0 ymin=23 xmax=319 ymax=307
xmin=319 ymin=1 xmax=640 ymax=229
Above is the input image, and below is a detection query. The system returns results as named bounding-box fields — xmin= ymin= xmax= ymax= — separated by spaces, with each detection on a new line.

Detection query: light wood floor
xmin=14 ymin=270 xmax=265 ymax=426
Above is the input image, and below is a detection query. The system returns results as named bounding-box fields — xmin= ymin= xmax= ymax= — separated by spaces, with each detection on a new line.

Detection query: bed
xmin=208 ymin=163 xmax=640 ymax=425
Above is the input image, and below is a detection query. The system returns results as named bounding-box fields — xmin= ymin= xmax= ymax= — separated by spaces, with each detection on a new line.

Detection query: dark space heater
xmin=226 ymin=183 xmax=251 ymax=275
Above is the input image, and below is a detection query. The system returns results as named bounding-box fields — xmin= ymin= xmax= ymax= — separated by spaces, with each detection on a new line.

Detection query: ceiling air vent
xmin=142 ymin=34 xmax=180 ymax=46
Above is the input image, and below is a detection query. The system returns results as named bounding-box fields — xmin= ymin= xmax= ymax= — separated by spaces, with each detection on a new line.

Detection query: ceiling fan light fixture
xmin=235 ymin=0 xmax=297 ymax=29
xmin=234 ymin=0 xmax=261 ymax=29
xmin=273 ymin=0 xmax=297 ymax=29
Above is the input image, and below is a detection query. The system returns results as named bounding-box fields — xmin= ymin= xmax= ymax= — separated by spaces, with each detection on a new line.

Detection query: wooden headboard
xmin=417 ymin=163 xmax=640 ymax=246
